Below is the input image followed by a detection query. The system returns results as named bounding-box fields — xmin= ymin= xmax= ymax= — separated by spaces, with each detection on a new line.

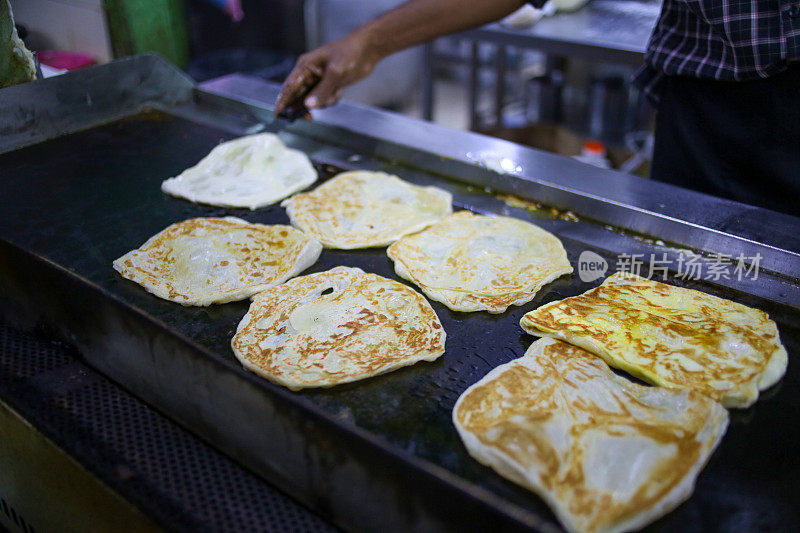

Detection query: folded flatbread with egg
xmin=520 ymin=272 xmax=788 ymax=407
xmin=453 ymin=337 xmax=728 ymax=533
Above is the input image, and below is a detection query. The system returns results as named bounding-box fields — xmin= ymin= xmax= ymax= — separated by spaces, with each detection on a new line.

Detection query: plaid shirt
xmin=634 ymin=0 xmax=800 ymax=103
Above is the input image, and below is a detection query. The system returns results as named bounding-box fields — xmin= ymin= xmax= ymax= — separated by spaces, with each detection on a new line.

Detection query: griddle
xmin=0 ymin=319 xmax=337 ymax=533
xmin=1 ymin=55 xmax=799 ymax=532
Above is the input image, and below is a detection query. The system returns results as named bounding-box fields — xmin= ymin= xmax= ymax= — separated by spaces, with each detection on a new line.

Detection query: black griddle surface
xmin=1 ymin=111 xmax=798 ymax=531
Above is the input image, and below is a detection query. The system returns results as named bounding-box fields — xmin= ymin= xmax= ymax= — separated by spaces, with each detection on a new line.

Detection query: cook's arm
xmin=275 ymin=0 xmax=529 ymax=115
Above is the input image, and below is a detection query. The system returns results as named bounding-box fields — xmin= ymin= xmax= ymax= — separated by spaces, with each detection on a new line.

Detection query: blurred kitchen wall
xmin=188 ymin=0 xmax=305 ymax=56
xmin=305 ymin=0 xmax=423 ymax=108
xmin=10 ymin=0 xmax=114 ymax=62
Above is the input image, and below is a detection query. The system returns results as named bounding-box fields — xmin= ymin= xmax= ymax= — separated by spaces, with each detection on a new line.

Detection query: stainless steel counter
xmin=421 ymin=0 xmax=661 ymax=125
xmin=460 ymin=0 xmax=659 ymax=64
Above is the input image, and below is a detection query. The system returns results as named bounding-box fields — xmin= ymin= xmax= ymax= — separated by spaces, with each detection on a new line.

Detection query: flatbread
xmin=113 ymin=217 xmax=321 ymax=306
xmin=161 ymin=133 xmax=317 ymax=209
xmin=231 ymin=266 xmax=446 ymax=389
xmin=520 ymin=272 xmax=788 ymax=408
xmin=1 ymin=0 xmax=37 ymax=89
xmin=280 ymin=171 xmax=452 ymax=249
xmin=453 ymin=337 xmax=728 ymax=533
xmin=387 ymin=211 xmax=572 ymax=313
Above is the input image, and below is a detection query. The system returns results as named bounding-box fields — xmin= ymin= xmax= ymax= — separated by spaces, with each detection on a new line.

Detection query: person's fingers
xmin=303 ymin=68 xmax=343 ymax=109
xmin=326 ymin=89 xmax=344 ymax=107
xmin=275 ymin=56 xmax=324 ymax=115
xmin=275 ymin=69 xmax=313 ymax=114
xmin=275 ymin=72 xmax=301 ymax=113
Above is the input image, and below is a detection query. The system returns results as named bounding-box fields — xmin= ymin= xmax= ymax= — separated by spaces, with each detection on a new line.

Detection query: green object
xmin=104 ymin=0 xmax=189 ymax=67
xmin=0 ymin=0 xmax=36 ymax=88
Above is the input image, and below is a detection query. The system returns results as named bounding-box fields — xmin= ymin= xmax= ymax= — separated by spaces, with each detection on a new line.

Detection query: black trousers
xmin=651 ymin=66 xmax=800 ymax=218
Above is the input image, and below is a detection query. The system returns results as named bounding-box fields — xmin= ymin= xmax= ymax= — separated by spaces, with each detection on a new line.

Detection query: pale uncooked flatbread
xmin=161 ymin=133 xmax=317 ymax=209
xmin=281 ymin=171 xmax=452 ymax=249
xmin=454 ymin=337 xmax=728 ymax=533
xmin=113 ymin=217 xmax=321 ymax=306
xmin=231 ymin=266 xmax=446 ymax=389
xmin=387 ymin=211 xmax=572 ymax=313
xmin=520 ymin=272 xmax=788 ymax=408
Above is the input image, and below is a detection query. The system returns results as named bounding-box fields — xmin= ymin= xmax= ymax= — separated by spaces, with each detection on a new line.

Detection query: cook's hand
xmin=275 ymin=32 xmax=381 ymax=116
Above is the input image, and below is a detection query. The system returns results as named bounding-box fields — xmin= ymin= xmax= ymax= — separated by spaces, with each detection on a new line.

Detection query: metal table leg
xmin=421 ymin=42 xmax=435 ymax=121
xmin=468 ymin=41 xmax=480 ymax=130
xmin=495 ymin=44 xmax=507 ymax=127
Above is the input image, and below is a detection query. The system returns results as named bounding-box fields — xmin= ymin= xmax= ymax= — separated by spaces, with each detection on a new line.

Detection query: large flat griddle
xmin=1 ymin=55 xmax=798 ymax=532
